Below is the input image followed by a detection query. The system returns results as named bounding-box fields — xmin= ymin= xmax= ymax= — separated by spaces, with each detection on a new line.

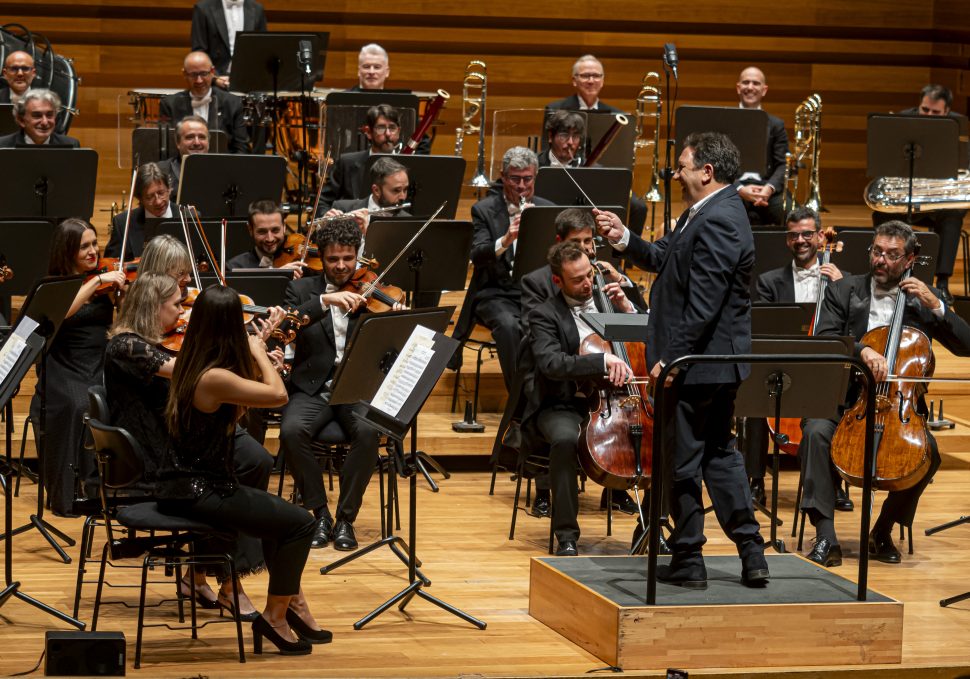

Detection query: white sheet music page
xmin=370 ymin=325 xmax=437 ymax=418
xmin=0 ymin=315 xmax=39 ymax=386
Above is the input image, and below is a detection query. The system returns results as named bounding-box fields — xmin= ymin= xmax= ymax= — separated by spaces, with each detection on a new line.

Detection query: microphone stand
xmin=659 ymin=58 xmax=676 ymax=237
xmin=297 ymin=56 xmax=312 ymax=231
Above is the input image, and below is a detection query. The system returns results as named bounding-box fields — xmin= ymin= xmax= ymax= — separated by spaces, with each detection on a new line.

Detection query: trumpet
xmin=456 ymin=60 xmax=490 ymax=188
xmin=634 ymin=72 xmax=662 ymax=203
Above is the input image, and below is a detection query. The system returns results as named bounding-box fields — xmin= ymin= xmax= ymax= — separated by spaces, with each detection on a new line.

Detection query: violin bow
xmin=301 ymin=147 xmax=333 ymax=268
xmin=117 ymin=154 xmax=139 ymax=275
xmin=177 ymin=204 xmax=203 ymax=292
xmin=188 ymin=205 xmax=227 ymax=286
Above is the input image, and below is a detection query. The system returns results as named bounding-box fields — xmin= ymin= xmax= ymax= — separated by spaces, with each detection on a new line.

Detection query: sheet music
xmin=370 ymin=325 xmax=436 ymax=418
xmin=0 ymin=315 xmax=39 ymax=386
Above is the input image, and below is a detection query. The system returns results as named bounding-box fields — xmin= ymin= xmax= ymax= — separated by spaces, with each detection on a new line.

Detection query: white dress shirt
xmin=792 ymin=260 xmax=821 ymax=304
xmin=867 ymin=279 xmax=945 ymax=332
xmin=223 ymin=0 xmax=245 ymax=60
xmin=191 ymin=88 xmax=213 ymax=121
xmin=320 ymin=282 xmax=350 ymax=366
xmin=564 ymin=294 xmax=606 ymax=372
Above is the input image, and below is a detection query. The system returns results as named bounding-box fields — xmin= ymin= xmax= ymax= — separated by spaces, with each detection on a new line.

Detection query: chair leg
xmin=797 ymin=510 xmax=807 ymax=551
xmin=276 ymin=454 xmax=287 ymax=497
xmin=15 ymin=414 xmax=32 ymax=496
xmin=489 ymin=455 xmax=499 ymax=496
xmin=509 ymin=469 xmax=524 ymax=540
xmin=606 ymin=489 xmax=612 ymax=537
xmin=72 ymin=516 xmax=95 ymax=619
xmin=450 ymin=358 xmax=463 ymax=413
xmin=378 ymin=458 xmax=387 ymax=538
xmin=907 ymin=524 xmax=914 ymax=555
xmin=547 ymin=494 xmax=555 ymax=555
xmin=792 ymin=472 xmax=804 ymax=538
xmin=135 ymin=554 xmax=152 ymax=670
xmin=91 ymin=541 xmax=111 ymax=631
xmin=227 ymin=557 xmax=245 ymax=664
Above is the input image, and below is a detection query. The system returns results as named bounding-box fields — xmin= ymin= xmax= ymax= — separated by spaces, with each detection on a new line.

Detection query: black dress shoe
xmin=332 ymin=521 xmax=358 ymax=551
xmin=657 ymin=558 xmax=707 ymax=589
xmin=600 ymin=490 xmax=639 ymax=515
xmin=749 ymin=478 xmax=766 ymax=507
xmin=555 ymin=540 xmax=578 ymax=556
xmin=310 ymin=515 xmax=333 ymax=549
xmin=807 ymin=537 xmax=843 ymax=567
xmin=939 ymin=286 xmax=955 ymax=306
xmin=868 ymin=530 xmax=901 ymax=564
xmin=530 ymin=494 xmax=551 ymax=518
xmin=630 ymin=521 xmax=673 ymax=555
xmin=835 ymin=487 xmax=854 ymax=512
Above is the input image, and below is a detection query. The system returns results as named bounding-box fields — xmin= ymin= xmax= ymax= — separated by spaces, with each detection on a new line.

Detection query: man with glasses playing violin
xmin=227 ymin=200 xmax=305 ymax=279
xmin=799 ymin=220 xmax=970 ymax=567
xmin=0 ymin=51 xmax=35 ymax=104
xmin=279 ymin=219 xmax=403 ymax=551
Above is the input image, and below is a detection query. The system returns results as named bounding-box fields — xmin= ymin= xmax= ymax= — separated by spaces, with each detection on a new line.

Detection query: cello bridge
xmin=874 ymin=395 xmax=893 ymax=413
xmin=619 ymin=395 xmax=642 ymax=409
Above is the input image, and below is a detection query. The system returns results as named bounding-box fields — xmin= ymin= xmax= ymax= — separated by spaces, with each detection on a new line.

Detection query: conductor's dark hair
xmin=921 ymin=84 xmax=952 ymax=108
xmin=547 ymin=240 xmax=588 ymax=278
xmin=49 ymin=218 xmax=96 ymax=276
xmin=316 ymin=218 xmax=362 ymax=252
xmin=554 ymin=208 xmax=595 ymax=239
xmin=785 ymin=206 xmax=820 ymax=230
xmin=682 ymin=131 xmax=741 ymax=184
xmin=874 ymin=220 xmax=919 ymax=255
xmin=366 ymin=104 xmax=400 ymax=128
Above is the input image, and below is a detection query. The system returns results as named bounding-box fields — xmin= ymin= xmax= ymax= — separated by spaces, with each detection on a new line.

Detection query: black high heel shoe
xmin=286 ymin=608 xmax=333 ymax=644
xmin=252 ymin=615 xmax=312 ymax=656
xmin=218 ymin=594 xmax=260 ymax=623
xmin=179 ymin=578 xmax=219 ymax=610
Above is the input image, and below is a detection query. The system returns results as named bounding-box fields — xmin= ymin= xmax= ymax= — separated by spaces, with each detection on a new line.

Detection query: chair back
xmin=88 ymin=384 xmax=110 ymax=422
xmin=86 ymin=418 xmax=147 ymax=491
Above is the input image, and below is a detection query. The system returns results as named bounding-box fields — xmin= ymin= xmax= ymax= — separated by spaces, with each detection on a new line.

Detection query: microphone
xmin=663 ymin=42 xmax=679 ymax=80
xmin=298 ymin=40 xmax=313 ymax=76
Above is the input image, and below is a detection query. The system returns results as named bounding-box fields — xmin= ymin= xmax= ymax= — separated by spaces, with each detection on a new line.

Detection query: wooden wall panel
xmin=0 ymin=0 xmax=966 ymax=211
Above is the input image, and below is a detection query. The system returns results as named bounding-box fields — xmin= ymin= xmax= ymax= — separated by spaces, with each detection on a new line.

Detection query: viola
xmin=162 ymin=296 xmax=310 ymax=353
xmin=274 ymin=232 xmax=322 ymax=271
xmin=89 ymin=257 xmax=140 ymax=295
xmin=340 ymin=265 xmax=405 ymax=314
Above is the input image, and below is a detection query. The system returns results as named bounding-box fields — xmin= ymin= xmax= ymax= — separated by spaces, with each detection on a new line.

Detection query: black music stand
xmin=0 ymin=324 xmax=84 ymax=629
xmin=177 ymin=154 xmax=287 ymax=217
xmin=674 ymin=106 xmax=769 ymax=178
xmin=832 ymin=228 xmax=938 ymax=286
xmin=198 ymin=272 xmax=293 ymax=307
xmin=0 ymin=276 xmax=84 ymax=564
xmin=0 ymin=219 xmax=57 ymax=323
xmin=325 ymin=92 xmax=419 ymax=155
xmin=130 ymin=127 xmax=227 ymax=167
xmin=321 ymin=311 xmax=486 ymax=631
xmin=366 ymin=155 xmax=465 ymax=219
xmin=867 ymin=114 xmax=960 ymax=224
xmin=751 ymin=303 xmax=816 ymax=336
xmin=735 ymin=336 xmax=851 ymax=552
xmin=0 ymin=148 xmax=98 ymax=219
xmin=534 ymin=167 xmax=632 ymax=216
xmin=0 ymin=104 xmax=16 ymax=135
xmin=146 ymin=218 xmax=251 ymax=263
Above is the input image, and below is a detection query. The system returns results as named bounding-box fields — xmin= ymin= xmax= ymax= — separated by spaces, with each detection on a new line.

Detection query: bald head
xmin=737 ymin=66 xmax=768 ymax=109
xmin=182 ymin=51 xmax=215 ymax=97
xmin=2 ymin=51 xmax=36 ymax=96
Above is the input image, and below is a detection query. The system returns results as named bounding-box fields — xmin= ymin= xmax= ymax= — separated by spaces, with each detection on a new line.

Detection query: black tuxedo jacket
xmin=319 ymin=150 xmax=369 ymax=212
xmin=0 ymin=130 xmax=79 ymax=148
xmin=761 ymin=113 xmax=789 ymax=193
xmin=159 ymin=88 xmax=249 ymax=153
xmin=545 ymin=94 xmax=621 ymax=115
xmin=0 ymin=88 xmax=11 ymax=104
xmin=284 ymin=275 xmax=363 ymax=397
xmin=156 ymin=157 xmax=181 ymax=188
xmin=756 ymin=264 xmax=795 ymax=303
xmin=191 ymin=0 xmax=267 ymax=76
xmin=105 ymin=202 xmax=177 ymax=259
xmin=621 ymin=185 xmax=754 ymax=384
xmin=227 ymin=249 xmax=264 ymax=271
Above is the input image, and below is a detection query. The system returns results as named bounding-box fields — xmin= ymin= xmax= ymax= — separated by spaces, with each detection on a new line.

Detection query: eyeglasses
xmin=868 ymin=246 xmax=906 ymax=262
xmin=144 ymin=189 xmax=171 ymax=202
xmin=506 ymin=174 xmax=535 ymax=185
xmin=4 ymin=65 xmax=33 ymax=73
xmin=371 ymin=124 xmax=399 ymax=133
xmin=185 ymin=71 xmax=212 ymax=80
xmin=786 ymin=229 xmax=819 ymax=242
xmin=554 ymin=132 xmax=582 ymax=142
xmin=575 ymin=73 xmax=603 ymax=81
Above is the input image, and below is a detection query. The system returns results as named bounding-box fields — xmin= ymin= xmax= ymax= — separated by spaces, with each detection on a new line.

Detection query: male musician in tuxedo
xmin=156 ymin=116 xmax=209 ymax=189
xmin=325 ymin=156 xmax=411 ymax=237
xmin=538 ymin=111 xmax=585 ymax=168
xmin=190 ymin=0 xmax=267 ymax=88
xmin=545 ymin=55 xmax=622 ymax=114
xmin=105 ymin=163 xmax=177 ymax=259
xmin=318 ymin=104 xmax=403 ymax=212
xmin=0 ymin=89 xmax=79 ymax=148
xmin=596 ymin=131 xmax=769 ymax=588
xmin=0 ymin=51 xmax=35 ymax=104
xmin=735 ymin=66 xmax=789 ymax=226
xmin=872 ymin=84 xmax=968 ymax=304
xmin=743 ymin=207 xmax=849 ymax=505
xmin=524 ymin=241 xmax=635 ymax=555
xmin=159 ymin=51 xmax=249 ymax=153
xmin=798 ymin=220 xmax=970 ymax=567
xmin=226 ymin=199 xmax=304 ymax=278
xmin=350 ymin=44 xmax=390 ymax=91
xmin=279 ymin=219 xmax=401 ymax=550
xmin=453 ymin=146 xmax=553 ymax=389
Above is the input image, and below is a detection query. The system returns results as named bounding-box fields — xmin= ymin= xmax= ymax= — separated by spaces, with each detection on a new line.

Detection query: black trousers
xmin=535 ymin=404 xmax=584 ymax=544
xmin=229 ymin=427 xmax=275 ymax=575
xmin=664 ymin=382 xmax=764 ymax=559
xmin=798 ymin=417 xmax=941 ymax=530
xmin=873 ymin=209 xmax=967 ymax=279
xmin=279 ymin=392 xmax=380 ymax=523
xmin=162 ymin=486 xmax=315 ymax=596
xmin=474 ymin=295 xmax=521 ymax=390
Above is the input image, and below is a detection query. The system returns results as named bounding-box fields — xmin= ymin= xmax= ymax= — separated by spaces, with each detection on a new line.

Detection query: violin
xmin=830 ymin=266 xmax=933 ymax=491
xmin=0 ymin=262 xmax=13 ymax=283
xmin=274 ymin=232 xmax=322 ymax=271
xmin=578 ymin=264 xmax=652 ymax=491
xmin=340 ymin=263 xmax=405 ymax=314
xmin=89 ymin=257 xmax=140 ymax=295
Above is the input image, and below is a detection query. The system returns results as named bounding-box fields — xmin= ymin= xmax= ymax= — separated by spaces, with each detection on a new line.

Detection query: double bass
xmin=578 ymin=264 xmax=652 ymax=491
xmin=830 ymin=266 xmax=933 ymax=491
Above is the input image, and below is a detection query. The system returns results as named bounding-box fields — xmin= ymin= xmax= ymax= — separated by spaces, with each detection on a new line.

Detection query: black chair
xmin=86 ymin=417 xmax=246 ymax=669
xmin=450 ymin=323 xmax=498 ymax=419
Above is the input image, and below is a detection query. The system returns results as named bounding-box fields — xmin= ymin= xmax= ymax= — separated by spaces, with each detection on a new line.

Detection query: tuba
xmin=455 ymin=60 xmax=489 ymax=187
xmin=634 ymin=72 xmax=662 ymax=202
xmin=865 ymin=172 xmax=970 ymax=212
xmin=784 ymin=94 xmax=823 ymax=212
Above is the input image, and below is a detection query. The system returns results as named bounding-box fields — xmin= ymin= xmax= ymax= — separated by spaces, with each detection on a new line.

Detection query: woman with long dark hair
xmin=161 ymin=285 xmax=325 ymax=655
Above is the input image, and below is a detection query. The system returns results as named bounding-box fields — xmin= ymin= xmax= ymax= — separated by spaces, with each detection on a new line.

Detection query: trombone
xmin=634 ymin=72 xmax=662 ymax=203
xmin=455 ymin=59 xmax=490 ymax=188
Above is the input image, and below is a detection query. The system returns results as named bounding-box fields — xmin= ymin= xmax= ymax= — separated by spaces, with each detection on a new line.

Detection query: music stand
xmin=0 ymin=321 xmax=84 ymax=629
xmin=130 ymin=127 xmax=227 ymax=167
xmin=867 ymin=114 xmax=959 ymax=224
xmin=232 ymin=32 xmax=327 ymax=93
xmin=198 ymin=272 xmax=293 ymax=307
xmin=146 ymin=218 xmax=251 ymax=263
xmin=674 ymin=106 xmax=769 ymax=178
xmin=0 ymin=104 xmax=16 ymax=135
xmin=0 ymin=148 xmax=98 ymax=219
xmin=751 ymin=303 xmax=816 ymax=336
xmin=325 ymin=92 xmax=420 ymax=155
xmin=0 ymin=219 xmax=57 ymax=321
xmin=832 ymin=228 xmax=938 ymax=286
xmin=177 ymin=154 xmax=287 ymax=218
xmin=0 ymin=276 xmax=84 ymax=564
xmin=735 ymin=337 xmax=852 ymax=552
xmin=534 ymin=167 xmax=632 ymax=215
xmin=322 ymin=311 xmax=486 ymax=631
xmin=366 ymin=155 xmax=464 ymax=219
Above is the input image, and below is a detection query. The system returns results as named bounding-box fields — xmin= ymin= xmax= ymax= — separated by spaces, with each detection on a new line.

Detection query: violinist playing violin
xmin=799 ymin=220 xmax=970 ymax=567
xmin=227 ymin=200 xmax=304 ymax=279
xmin=278 ymin=219 xmax=405 ymax=552
xmin=522 ymin=241 xmax=635 ymax=557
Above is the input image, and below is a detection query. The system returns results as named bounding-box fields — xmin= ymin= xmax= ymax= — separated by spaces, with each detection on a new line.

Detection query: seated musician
xmin=799 ymin=220 xmax=970 ymax=567
xmin=452 ymin=146 xmax=553 ymax=390
xmin=159 ymin=51 xmax=249 ymax=154
xmin=523 ymin=241 xmax=635 ymax=556
xmin=318 ymin=104 xmax=402 ymax=212
xmin=539 ymin=111 xmax=585 ymax=168
xmin=735 ymin=67 xmax=788 ymax=225
xmin=226 ymin=199 xmax=304 ymax=279
xmin=545 ymin=55 xmax=622 ymax=114
xmin=156 ymin=115 xmax=209 ymax=188
xmin=872 ymin=84 xmax=968 ymax=304
xmin=279 ymin=219 xmax=403 ymax=551
xmin=521 ymin=208 xmax=645 ymax=519
xmin=190 ymin=0 xmax=267 ymax=90
xmin=105 ymin=162 xmax=177 ymax=259
xmin=743 ymin=207 xmax=848 ymax=506
xmin=0 ymin=89 xmax=79 ymax=148
xmin=349 ymin=43 xmax=390 ymax=91
xmin=324 ymin=157 xmax=411 ymax=244
xmin=0 ymin=51 xmax=35 ymax=104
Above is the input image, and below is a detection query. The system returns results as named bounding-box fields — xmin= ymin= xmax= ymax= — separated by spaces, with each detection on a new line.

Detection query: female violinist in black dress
xmin=30 ymin=218 xmax=127 ymax=516
xmin=162 ymin=285 xmax=325 ymax=655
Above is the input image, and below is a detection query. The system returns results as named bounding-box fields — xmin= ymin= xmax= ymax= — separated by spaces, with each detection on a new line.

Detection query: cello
xmin=578 ymin=263 xmax=652 ymax=491
xmin=830 ymin=265 xmax=934 ymax=491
